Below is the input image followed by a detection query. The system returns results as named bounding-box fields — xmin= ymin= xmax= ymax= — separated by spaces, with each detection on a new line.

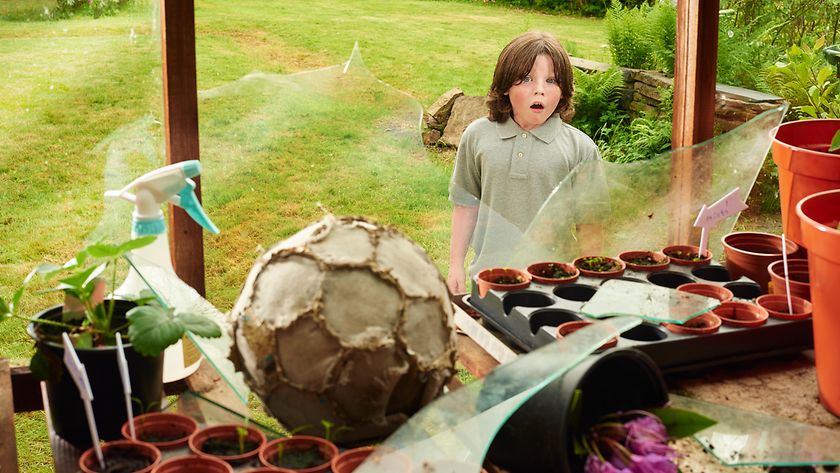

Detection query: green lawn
xmin=1 ymin=1 xmax=609 ymax=470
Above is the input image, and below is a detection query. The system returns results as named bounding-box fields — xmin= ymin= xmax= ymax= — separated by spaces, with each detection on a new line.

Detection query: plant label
xmin=62 ymin=333 xmax=94 ymax=401
xmin=694 ymin=188 xmax=748 ymax=255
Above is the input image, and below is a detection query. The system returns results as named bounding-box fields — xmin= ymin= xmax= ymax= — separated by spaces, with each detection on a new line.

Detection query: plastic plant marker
xmin=580 ymin=279 xmax=720 ymax=324
xmin=115 ymin=332 xmax=135 ymax=440
xmin=354 ymin=317 xmax=643 ymax=472
xmin=671 ymin=394 xmax=840 ymax=467
xmin=781 ymin=234 xmax=794 ymax=315
xmin=62 ymin=333 xmax=104 ymax=470
xmin=694 ymin=188 xmax=749 ymax=257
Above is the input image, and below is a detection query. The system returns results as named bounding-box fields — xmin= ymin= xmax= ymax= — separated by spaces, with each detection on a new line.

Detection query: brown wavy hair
xmin=486 ymin=31 xmax=575 ymax=123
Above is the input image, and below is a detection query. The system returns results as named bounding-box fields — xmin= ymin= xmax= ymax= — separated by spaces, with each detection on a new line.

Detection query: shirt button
xmin=517 ymin=152 xmax=524 ymax=158
xmin=522 ymin=133 xmax=527 ymax=138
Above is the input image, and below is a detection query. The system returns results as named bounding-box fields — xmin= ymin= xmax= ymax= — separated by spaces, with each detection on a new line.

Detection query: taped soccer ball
xmin=229 ymin=214 xmax=457 ymax=444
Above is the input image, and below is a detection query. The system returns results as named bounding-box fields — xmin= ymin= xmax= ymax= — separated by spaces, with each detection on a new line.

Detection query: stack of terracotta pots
xmin=771 ymin=118 xmax=840 ymax=416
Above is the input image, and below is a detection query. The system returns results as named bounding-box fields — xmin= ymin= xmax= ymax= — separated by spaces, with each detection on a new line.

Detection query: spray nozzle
xmin=105 ymin=160 xmax=219 ymax=236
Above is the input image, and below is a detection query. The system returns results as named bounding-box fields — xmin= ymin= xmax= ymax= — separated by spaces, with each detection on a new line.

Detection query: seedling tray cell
xmin=467 ymin=263 xmax=813 ymax=373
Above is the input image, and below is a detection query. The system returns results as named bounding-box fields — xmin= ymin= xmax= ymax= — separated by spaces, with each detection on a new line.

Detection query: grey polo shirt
xmin=449 ymin=114 xmax=601 ymax=275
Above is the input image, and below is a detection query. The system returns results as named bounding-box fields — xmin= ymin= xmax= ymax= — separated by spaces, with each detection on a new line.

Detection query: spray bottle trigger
xmin=177 ymin=179 xmax=220 ymax=235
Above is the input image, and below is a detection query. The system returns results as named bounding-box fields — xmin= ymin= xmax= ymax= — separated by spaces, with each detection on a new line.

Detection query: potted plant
xmin=259 ymin=435 xmax=339 ymax=472
xmin=153 ymin=455 xmax=234 ymax=473
xmin=475 ymin=267 xmax=531 ymax=297
xmin=0 ymin=237 xmax=223 ymax=449
xmin=721 ymin=232 xmax=799 ymax=293
xmin=555 ymin=320 xmax=618 ymax=351
xmin=79 ymin=439 xmax=161 ymax=473
xmin=122 ymin=411 xmax=198 ymax=451
xmin=770 ymin=118 xmax=840 ymax=247
xmin=189 ymin=423 xmax=267 ymax=466
xmin=526 ymin=261 xmax=579 ymax=284
xmin=617 ymin=250 xmax=670 ymax=272
xmin=796 ymin=188 xmax=840 ymax=416
xmin=573 ymin=256 xmax=625 ymax=278
xmin=661 ymin=245 xmax=712 ymax=266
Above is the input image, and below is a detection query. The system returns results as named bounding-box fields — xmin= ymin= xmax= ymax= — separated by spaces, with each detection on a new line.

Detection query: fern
xmin=571 ymin=67 xmax=629 ymax=140
xmin=767 ymin=37 xmax=840 ymax=119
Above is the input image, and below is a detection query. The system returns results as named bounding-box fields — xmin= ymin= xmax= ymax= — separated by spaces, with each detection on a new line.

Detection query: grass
xmin=1 ymin=1 xmax=609 ymax=470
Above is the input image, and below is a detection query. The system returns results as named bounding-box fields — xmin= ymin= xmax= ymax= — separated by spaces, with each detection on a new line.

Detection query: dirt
xmin=272 ymin=445 xmax=326 ymax=469
xmin=201 ymin=437 xmax=259 ymax=456
xmin=87 ymin=447 xmax=153 ymax=473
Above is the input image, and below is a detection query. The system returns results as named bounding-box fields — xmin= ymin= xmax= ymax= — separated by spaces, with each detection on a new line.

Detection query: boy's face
xmin=505 ymin=54 xmax=562 ymax=131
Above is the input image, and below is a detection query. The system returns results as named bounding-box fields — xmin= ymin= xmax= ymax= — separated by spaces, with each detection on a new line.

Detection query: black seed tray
xmin=467 ymin=263 xmax=813 ymax=373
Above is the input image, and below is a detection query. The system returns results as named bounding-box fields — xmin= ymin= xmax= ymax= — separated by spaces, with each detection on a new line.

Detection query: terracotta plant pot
xmin=771 ymin=119 xmax=840 ymax=247
xmin=767 ymin=259 xmax=811 ymax=301
xmin=555 ymin=320 xmax=618 ymax=351
xmin=573 ymin=256 xmax=626 ymax=278
xmin=476 ymin=268 xmax=530 ymax=297
xmin=153 ymin=456 xmax=234 ymax=473
xmin=676 ymin=283 xmax=733 ymax=302
xmin=423 ymin=460 xmax=488 ymax=473
xmin=661 ymin=245 xmax=712 ymax=266
xmin=618 ymin=250 xmax=670 ymax=271
xmin=241 ymin=468 xmax=295 ymax=473
xmin=662 ymin=312 xmax=722 ymax=335
xmin=188 ymin=424 xmax=267 ymax=465
xmin=79 ymin=439 xmax=161 ymax=473
xmin=712 ymin=301 xmax=768 ymax=328
xmin=526 ymin=261 xmax=579 ymax=284
xmin=756 ymin=294 xmax=813 ymax=321
xmin=122 ymin=412 xmax=198 ymax=451
xmin=796 ymin=188 xmax=840 ymax=416
xmin=721 ymin=232 xmax=799 ymax=293
xmin=259 ymin=435 xmax=339 ymax=473
xmin=330 ymin=446 xmax=412 ymax=473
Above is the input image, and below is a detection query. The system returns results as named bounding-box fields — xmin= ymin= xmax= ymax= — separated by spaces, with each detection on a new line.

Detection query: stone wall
xmin=423 ymin=57 xmax=785 ymax=148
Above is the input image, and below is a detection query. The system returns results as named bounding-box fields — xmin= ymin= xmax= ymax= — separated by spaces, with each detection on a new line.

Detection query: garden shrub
xmin=716 ymin=13 xmax=781 ymax=92
xmin=766 ymin=37 xmax=840 ymax=120
xmin=605 ymin=1 xmax=656 ymax=69
xmin=445 ymin=0 xmax=652 ymax=17
xmin=598 ymin=87 xmax=673 ymax=163
xmin=722 ymin=0 xmax=840 ymax=48
xmin=52 ymin=0 xmax=132 ymax=18
xmin=570 ymin=67 xmax=629 ymax=141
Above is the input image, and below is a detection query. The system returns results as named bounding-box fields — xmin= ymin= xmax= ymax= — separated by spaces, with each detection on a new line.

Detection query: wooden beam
xmin=669 ymin=0 xmax=719 ymax=244
xmin=1 ymin=359 xmax=20 ymax=473
xmin=161 ymin=0 xmax=206 ymax=296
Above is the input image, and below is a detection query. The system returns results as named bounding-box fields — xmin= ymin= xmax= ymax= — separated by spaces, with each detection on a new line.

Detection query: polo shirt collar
xmin=495 ymin=114 xmax=562 ymax=143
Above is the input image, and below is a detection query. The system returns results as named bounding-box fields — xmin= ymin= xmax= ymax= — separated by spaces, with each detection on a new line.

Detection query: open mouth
xmin=530 ymin=102 xmax=545 ymax=110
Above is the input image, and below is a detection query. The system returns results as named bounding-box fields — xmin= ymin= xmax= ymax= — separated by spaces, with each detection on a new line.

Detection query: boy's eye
xmin=522 ymin=74 xmax=532 ymax=83
xmin=547 ymin=78 xmax=557 ymax=84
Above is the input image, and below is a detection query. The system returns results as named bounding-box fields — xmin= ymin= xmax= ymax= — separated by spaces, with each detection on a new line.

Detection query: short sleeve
xmin=448 ymin=122 xmax=481 ymax=207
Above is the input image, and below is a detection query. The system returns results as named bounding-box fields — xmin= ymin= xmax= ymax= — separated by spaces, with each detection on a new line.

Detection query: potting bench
xmin=5 ymin=300 xmax=839 ymax=472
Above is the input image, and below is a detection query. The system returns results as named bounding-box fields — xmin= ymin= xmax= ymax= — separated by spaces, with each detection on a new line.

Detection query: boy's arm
xmin=448 ymin=205 xmax=479 ymax=294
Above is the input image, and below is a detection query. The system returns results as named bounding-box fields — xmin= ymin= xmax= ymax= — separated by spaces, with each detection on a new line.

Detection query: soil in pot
xmin=618 ymin=251 xmax=670 ymax=271
xmin=527 ymin=262 xmax=579 ymax=284
xmin=189 ymin=424 xmax=266 ymax=465
xmin=712 ymin=301 xmax=768 ymax=327
xmin=259 ymin=436 xmax=338 ymax=473
xmin=573 ymin=256 xmax=625 ymax=278
xmin=662 ymin=245 xmax=712 ymax=266
xmin=201 ymin=437 xmax=261 ymax=457
xmin=662 ymin=312 xmax=722 ymax=335
xmin=476 ymin=268 xmax=531 ymax=297
xmin=79 ymin=440 xmax=160 ymax=473
xmin=122 ymin=412 xmax=197 ymax=450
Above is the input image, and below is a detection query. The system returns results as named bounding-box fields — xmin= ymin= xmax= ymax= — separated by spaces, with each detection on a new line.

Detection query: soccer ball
xmin=229 ymin=214 xmax=457 ymax=444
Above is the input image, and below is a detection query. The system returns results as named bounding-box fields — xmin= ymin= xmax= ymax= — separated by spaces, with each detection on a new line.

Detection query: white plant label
xmin=694 ymin=188 xmax=748 ymax=256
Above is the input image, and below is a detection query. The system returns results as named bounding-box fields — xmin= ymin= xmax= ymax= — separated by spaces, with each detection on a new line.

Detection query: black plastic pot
xmin=27 ymin=300 xmax=164 ymax=450
xmin=486 ymin=349 xmax=668 ymax=473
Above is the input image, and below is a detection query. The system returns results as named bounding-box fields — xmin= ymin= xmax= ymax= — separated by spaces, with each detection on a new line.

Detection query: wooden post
xmin=1 ymin=359 xmax=20 ymax=473
xmin=160 ymin=0 xmax=206 ymax=296
xmin=669 ymin=0 xmax=720 ymax=244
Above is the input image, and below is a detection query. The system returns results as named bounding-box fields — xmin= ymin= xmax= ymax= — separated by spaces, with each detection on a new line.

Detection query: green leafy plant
xmin=830 ymin=129 xmax=840 ymax=153
xmin=0 ymin=237 xmax=222 ymax=378
xmin=767 ymin=37 xmax=840 ymax=120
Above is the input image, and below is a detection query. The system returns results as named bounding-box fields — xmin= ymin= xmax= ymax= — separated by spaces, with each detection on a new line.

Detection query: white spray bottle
xmin=105 ymin=160 xmax=219 ymax=383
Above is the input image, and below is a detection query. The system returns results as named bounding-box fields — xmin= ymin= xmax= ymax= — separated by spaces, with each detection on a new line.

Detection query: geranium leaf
xmin=649 ymin=407 xmax=717 ymax=438
xmin=74 ymin=332 xmax=93 ymax=349
xmin=127 ymin=306 xmax=183 ymax=357
xmin=175 ymin=312 xmax=222 ymax=339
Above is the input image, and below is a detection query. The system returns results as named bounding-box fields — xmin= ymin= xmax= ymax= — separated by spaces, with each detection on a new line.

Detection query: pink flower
xmin=585 ymin=454 xmax=632 ymax=473
xmin=628 ymin=453 xmax=678 ymax=473
xmin=625 ymin=416 xmax=676 ymax=459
